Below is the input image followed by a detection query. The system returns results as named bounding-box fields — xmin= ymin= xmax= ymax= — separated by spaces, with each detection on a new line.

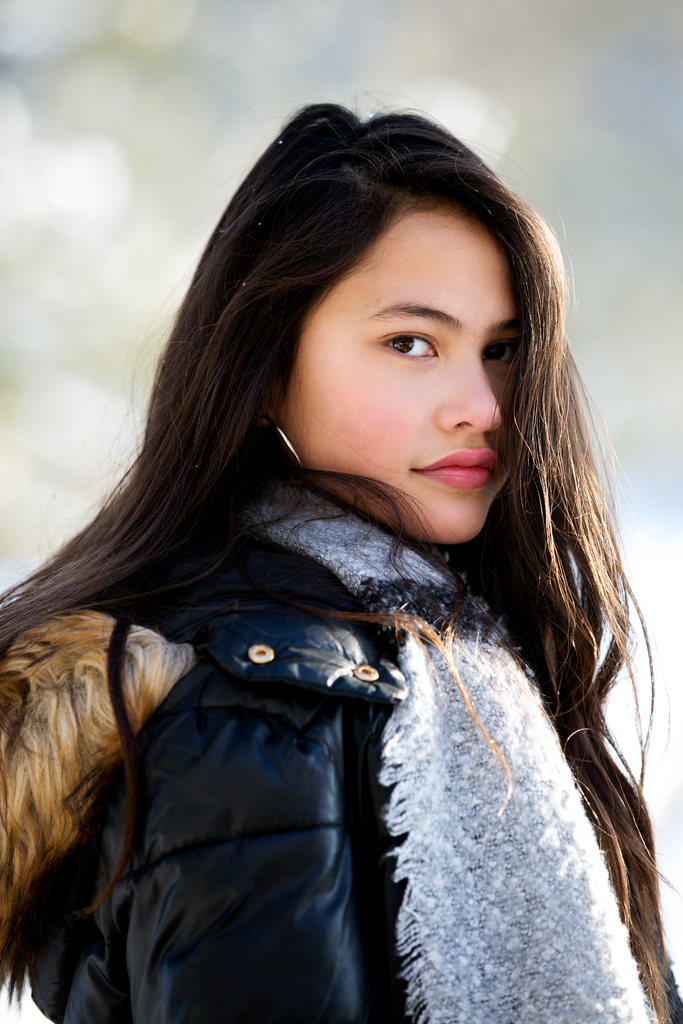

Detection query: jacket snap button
xmin=248 ymin=643 xmax=275 ymax=664
xmin=352 ymin=664 xmax=379 ymax=682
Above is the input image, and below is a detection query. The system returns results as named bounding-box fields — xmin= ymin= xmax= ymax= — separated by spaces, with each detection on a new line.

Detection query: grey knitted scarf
xmin=249 ymin=487 xmax=651 ymax=1024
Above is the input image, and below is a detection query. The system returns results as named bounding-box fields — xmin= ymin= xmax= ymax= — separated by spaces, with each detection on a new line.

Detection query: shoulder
xmin=8 ymin=546 xmax=404 ymax=999
xmin=63 ymin=539 xmax=405 ymax=876
xmin=109 ymin=548 xmax=407 ymax=875
xmin=1 ymin=539 xmax=404 ymax=868
xmin=26 ymin=589 xmax=403 ymax=1023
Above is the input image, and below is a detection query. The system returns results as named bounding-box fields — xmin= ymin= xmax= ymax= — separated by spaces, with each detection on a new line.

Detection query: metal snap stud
xmin=248 ymin=643 xmax=275 ymax=664
xmin=352 ymin=664 xmax=379 ymax=682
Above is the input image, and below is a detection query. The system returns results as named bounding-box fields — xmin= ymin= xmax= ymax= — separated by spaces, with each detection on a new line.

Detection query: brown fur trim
xmin=0 ymin=612 xmax=196 ymax=994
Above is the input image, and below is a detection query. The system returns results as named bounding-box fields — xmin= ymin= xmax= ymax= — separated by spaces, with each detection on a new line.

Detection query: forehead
xmin=312 ymin=206 xmax=516 ymax=325
xmin=362 ymin=205 xmax=506 ymax=276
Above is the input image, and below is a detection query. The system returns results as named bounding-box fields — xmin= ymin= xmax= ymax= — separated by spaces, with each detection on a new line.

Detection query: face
xmin=274 ymin=206 xmax=519 ymax=544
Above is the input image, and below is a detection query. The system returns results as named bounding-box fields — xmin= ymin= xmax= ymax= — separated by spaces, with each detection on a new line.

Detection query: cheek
xmin=334 ymin=385 xmax=414 ymax=452
xmin=298 ymin=347 xmax=420 ymax=470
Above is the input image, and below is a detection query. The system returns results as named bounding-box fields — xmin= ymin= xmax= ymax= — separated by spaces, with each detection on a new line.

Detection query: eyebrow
xmin=369 ymin=302 xmax=519 ymax=335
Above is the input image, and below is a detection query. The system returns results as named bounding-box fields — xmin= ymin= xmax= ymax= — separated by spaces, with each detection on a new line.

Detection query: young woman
xmin=0 ymin=103 xmax=680 ymax=1024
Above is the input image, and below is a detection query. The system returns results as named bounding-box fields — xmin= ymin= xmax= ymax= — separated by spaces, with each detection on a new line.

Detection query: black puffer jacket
xmin=31 ymin=543 xmax=411 ymax=1023
xmin=29 ymin=542 xmax=683 ymax=1024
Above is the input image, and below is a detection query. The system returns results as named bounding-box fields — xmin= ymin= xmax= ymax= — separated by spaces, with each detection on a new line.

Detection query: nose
xmin=436 ymin=360 xmax=502 ymax=435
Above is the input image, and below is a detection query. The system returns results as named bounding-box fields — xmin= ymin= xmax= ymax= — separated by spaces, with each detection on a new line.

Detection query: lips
xmin=413 ymin=449 xmax=498 ymax=490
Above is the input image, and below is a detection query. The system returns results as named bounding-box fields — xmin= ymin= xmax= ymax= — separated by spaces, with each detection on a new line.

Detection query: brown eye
xmin=483 ymin=342 xmax=516 ymax=362
xmin=389 ymin=335 xmax=435 ymax=357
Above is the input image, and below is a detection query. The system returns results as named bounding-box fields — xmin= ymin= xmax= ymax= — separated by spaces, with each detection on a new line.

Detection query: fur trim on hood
xmin=0 ymin=611 xmax=196 ymax=994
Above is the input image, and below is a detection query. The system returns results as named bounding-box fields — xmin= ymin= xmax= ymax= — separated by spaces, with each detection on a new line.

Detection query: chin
xmin=412 ymin=512 xmax=489 ymax=546
xmin=426 ymin=525 xmax=486 ymax=545
xmin=410 ymin=495 xmax=494 ymax=545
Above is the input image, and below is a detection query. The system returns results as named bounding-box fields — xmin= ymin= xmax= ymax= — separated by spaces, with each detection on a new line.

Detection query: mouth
xmin=412 ymin=448 xmax=498 ymax=490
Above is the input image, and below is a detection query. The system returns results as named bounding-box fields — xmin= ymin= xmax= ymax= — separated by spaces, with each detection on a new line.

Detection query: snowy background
xmin=0 ymin=0 xmax=682 ymax=1018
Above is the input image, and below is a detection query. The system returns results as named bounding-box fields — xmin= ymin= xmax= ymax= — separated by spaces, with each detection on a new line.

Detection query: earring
xmin=263 ymin=415 xmax=303 ymax=467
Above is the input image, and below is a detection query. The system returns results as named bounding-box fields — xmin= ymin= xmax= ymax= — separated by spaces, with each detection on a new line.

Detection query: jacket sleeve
xmin=62 ymin=662 xmax=374 ymax=1024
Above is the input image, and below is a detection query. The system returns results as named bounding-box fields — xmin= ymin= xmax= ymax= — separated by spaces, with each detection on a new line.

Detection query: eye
xmin=388 ymin=334 xmax=436 ymax=357
xmin=483 ymin=341 xmax=517 ymax=362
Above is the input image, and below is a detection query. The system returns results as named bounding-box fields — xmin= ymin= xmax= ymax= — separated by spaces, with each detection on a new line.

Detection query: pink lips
xmin=413 ymin=448 xmax=498 ymax=490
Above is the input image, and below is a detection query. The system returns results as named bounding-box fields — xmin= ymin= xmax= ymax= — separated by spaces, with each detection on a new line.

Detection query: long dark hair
xmin=0 ymin=103 xmax=667 ymax=1017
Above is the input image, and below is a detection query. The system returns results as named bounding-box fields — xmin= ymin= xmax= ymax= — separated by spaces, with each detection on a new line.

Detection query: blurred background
xmin=0 ymin=0 xmax=681 ymax=1018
